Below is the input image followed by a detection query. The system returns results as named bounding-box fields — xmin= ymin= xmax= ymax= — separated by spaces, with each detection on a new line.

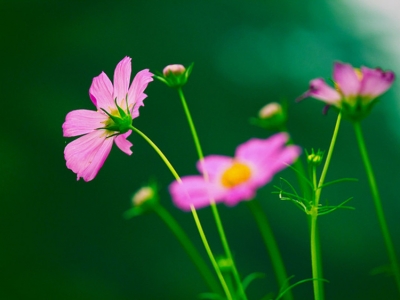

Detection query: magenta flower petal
xmin=113 ymin=56 xmax=132 ymax=104
xmin=298 ymin=78 xmax=341 ymax=105
xmin=89 ymin=72 xmax=114 ymax=110
xmin=223 ymin=185 xmax=256 ymax=206
xmin=236 ymin=133 xmax=288 ymax=163
xmin=128 ymin=69 xmax=154 ymax=118
xmin=359 ymin=67 xmax=395 ymax=100
xmin=64 ymin=130 xmax=114 ymax=182
xmin=196 ymin=155 xmax=233 ymax=181
xmin=169 ymin=176 xmax=224 ymax=211
xmin=235 ymin=133 xmax=301 ymax=187
xmin=333 ymin=62 xmax=361 ymax=97
xmin=115 ymin=131 xmax=133 ymax=155
xmin=63 ymin=109 xmax=108 ymax=137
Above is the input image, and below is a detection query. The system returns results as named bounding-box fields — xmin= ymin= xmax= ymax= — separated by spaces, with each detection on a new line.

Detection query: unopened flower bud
xmin=163 ymin=64 xmax=186 ymax=77
xmin=250 ymin=101 xmax=287 ymax=131
xmin=258 ymin=102 xmax=282 ymax=119
xmin=306 ymin=149 xmax=324 ymax=166
xmin=155 ymin=63 xmax=194 ymax=89
xmin=132 ymin=186 xmax=155 ymax=207
xmin=124 ymin=182 xmax=159 ymax=219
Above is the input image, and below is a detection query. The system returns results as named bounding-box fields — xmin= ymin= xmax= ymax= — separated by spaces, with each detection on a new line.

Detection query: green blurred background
xmin=2 ymin=0 xmax=400 ymax=299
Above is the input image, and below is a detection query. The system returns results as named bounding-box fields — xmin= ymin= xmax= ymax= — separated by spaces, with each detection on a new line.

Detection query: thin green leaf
xmin=241 ymin=272 xmax=265 ymax=291
xmin=319 ymin=177 xmax=358 ymax=189
xmin=286 ymin=164 xmax=313 ymax=188
xmin=318 ymin=197 xmax=355 ymax=216
xmin=275 ymin=277 xmax=329 ymax=300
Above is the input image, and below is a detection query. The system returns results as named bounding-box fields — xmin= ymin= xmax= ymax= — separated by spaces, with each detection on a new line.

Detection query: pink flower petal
xmin=196 ymin=155 xmax=233 ymax=181
xmin=297 ymin=78 xmax=341 ymax=105
xmin=223 ymin=185 xmax=256 ymax=206
xmin=253 ymin=145 xmax=301 ymax=186
xmin=169 ymin=176 xmax=224 ymax=211
xmin=89 ymin=72 xmax=113 ymax=110
xmin=333 ymin=62 xmax=361 ymax=97
xmin=64 ymin=130 xmax=114 ymax=181
xmin=114 ymin=131 xmax=133 ymax=155
xmin=113 ymin=57 xmax=132 ymax=105
xmin=128 ymin=69 xmax=154 ymax=118
xmin=63 ymin=109 xmax=108 ymax=137
xmin=235 ymin=133 xmax=287 ymax=163
xmin=359 ymin=67 xmax=395 ymax=100
xmin=235 ymin=134 xmax=300 ymax=187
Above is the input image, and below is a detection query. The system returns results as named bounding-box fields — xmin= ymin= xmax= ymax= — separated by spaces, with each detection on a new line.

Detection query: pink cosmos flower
xmin=169 ymin=133 xmax=301 ymax=211
xmin=62 ymin=57 xmax=153 ymax=181
xmin=297 ymin=62 xmax=395 ymax=118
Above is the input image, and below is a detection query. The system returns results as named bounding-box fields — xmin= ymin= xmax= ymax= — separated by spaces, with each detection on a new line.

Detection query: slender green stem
xmin=130 ymin=125 xmax=181 ymax=183
xmin=177 ymin=88 xmax=205 ymax=159
xmin=246 ymin=199 xmax=293 ymax=300
xmin=177 ymin=87 xmax=247 ymax=299
xmin=353 ymin=121 xmax=400 ymax=295
xmin=310 ymin=111 xmax=342 ymax=300
xmin=316 ymin=112 xmax=342 ymax=200
xmin=191 ymin=205 xmax=233 ymax=300
xmin=153 ymin=204 xmax=222 ymax=294
xmin=130 ymin=125 xmax=229 ymax=296
xmin=309 ymin=209 xmax=320 ymax=300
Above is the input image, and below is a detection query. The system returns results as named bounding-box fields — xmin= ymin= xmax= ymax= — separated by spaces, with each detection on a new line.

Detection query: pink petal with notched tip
xmin=113 ymin=56 xmax=131 ymax=105
xmin=64 ymin=130 xmax=114 ymax=182
xmin=89 ymin=72 xmax=114 ymax=110
xmin=115 ymin=131 xmax=133 ymax=155
xmin=333 ymin=62 xmax=361 ymax=97
xmin=128 ymin=69 xmax=153 ymax=118
xmin=63 ymin=109 xmax=108 ymax=137
xmin=297 ymin=78 xmax=341 ymax=105
xmin=359 ymin=67 xmax=395 ymax=100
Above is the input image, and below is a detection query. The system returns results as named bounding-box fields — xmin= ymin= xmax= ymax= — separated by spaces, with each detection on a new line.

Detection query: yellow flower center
xmin=221 ymin=162 xmax=252 ymax=188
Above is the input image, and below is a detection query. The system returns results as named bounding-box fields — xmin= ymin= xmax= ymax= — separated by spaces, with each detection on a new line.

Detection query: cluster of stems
xmin=129 ymin=82 xmax=400 ymax=299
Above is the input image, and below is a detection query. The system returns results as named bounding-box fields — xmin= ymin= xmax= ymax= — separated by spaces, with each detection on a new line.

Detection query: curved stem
xmin=353 ymin=121 xmax=400 ymax=295
xmin=130 ymin=125 xmax=229 ymax=297
xmin=316 ymin=112 xmax=342 ymax=199
xmin=129 ymin=125 xmax=181 ymax=183
xmin=153 ymin=204 xmax=222 ymax=294
xmin=246 ymin=199 xmax=293 ymax=300
xmin=177 ymin=88 xmax=247 ymax=299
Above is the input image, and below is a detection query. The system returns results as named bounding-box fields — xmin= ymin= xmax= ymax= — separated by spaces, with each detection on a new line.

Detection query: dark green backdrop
xmin=2 ymin=1 xmax=400 ymax=299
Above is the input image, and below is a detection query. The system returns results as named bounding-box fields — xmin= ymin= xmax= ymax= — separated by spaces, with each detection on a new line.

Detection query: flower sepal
xmin=154 ymin=63 xmax=194 ymax=88
xmin=340 ymin=96 xmax=380 ymax=122
xmin=100 ymin=99 xmax=133 ymax=134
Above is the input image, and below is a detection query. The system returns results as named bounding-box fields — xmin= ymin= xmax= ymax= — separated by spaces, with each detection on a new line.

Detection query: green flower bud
xmin=154 ymin=63 xmax=194 ymax=88
xmin=250 ymin=101 xmax=287 ymax=131
xmin=306 ymin=149 xmax=324 ymax=166
xmin=124 ymin=182 xmax=159 ymax=219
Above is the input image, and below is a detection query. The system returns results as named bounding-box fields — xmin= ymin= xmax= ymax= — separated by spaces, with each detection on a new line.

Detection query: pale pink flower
xmin=297 ymin=62 xmax=395 ymax=118
xmin=62 ymin=57 xmax=153 ymax=181
xmin=169 ymin=133 xmax=301 ymax=211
